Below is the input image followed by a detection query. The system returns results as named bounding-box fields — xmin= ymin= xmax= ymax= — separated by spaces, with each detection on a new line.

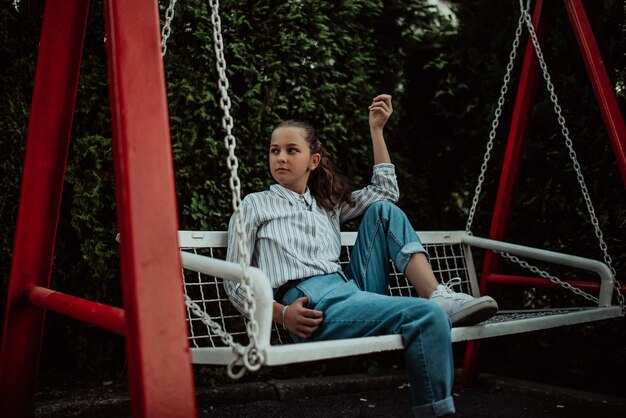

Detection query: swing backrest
xmin=179 ymin=230 xmax=478 ymax=348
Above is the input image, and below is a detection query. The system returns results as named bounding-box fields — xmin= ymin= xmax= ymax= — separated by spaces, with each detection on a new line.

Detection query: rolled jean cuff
xmin=412 ymin=396 xmax=455 ymax=418
xmin=395 ymin=242 xmax=429 ymax=274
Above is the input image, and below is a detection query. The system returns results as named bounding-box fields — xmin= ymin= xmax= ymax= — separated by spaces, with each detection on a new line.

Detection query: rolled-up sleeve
xmin=338 ymin=163 xmax=399 ymax=223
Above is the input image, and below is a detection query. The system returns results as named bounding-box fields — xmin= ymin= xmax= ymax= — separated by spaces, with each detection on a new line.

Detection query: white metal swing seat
xmin=179 ymin=230 xmax=622 ymax=367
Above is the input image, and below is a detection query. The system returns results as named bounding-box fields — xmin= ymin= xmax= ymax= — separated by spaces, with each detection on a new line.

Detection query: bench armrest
xmin=180 ymin=251 xmax=273 ymax=349
xmin=462 ymin=235 xmax=615 ymax=307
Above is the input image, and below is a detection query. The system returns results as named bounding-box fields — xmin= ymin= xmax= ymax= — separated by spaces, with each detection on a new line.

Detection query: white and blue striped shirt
xmin=224 ymin=163 xmax=399 ymax=313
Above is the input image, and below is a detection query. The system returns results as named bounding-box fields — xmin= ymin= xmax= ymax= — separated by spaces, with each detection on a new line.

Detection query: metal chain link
xmin=496 ymin=251 xmax=599 ymax=304
xmin=184 ymin=295 xmax=245 ymax=377
xmin=158 ymin=0 xmax=255 ymax=376
xmin=519 ymin=0 xmax=624 ymax=312
xmin=184 ymin=295 xmax=262 ymax=378
xmin=465 ymin=4 xmax=527 ymax=234
xmin=160 ymin=0 xmax=178 ymax=57
xmin=13 ymin=0 xmax=20 ymax=12
xmin=160 ymin=0 xmax=266 ymax=376
xmin=207 ymin=0 xmax=265 ymax=375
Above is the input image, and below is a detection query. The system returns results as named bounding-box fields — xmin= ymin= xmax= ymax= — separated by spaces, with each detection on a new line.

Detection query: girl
xmin=225 ymin=94 xmax=498 ymax=417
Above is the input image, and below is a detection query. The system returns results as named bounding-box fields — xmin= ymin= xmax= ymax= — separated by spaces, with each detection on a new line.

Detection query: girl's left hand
xmin=368 ymin=94 xmax=393 ymax=131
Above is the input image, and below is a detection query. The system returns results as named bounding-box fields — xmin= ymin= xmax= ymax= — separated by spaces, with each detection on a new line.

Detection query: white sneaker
xmin=429 ymin=278 xmax=498 ymax=327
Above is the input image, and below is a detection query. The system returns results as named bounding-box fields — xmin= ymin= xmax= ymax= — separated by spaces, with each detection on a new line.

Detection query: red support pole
xmin=486 ymin=274 xmax=601 ymax=292
xmin=461 ymin=0 xmax=550 ymax=387
xmin=0 ymin=1 xmax=90 ymax=416
xmin=564 ymin=0 xmax=626 ymax=186
xmin=26 ymin=287 xmax=126 ymax=336
xmin=104 ymin=0 xmax=197 ymax=416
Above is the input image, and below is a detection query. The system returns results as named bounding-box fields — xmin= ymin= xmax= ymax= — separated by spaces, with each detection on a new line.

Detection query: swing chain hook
xmin=185 ymin=291 xmax=267 ymax=376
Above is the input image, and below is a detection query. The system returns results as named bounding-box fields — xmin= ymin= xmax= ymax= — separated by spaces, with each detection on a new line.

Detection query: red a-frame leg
xmin=461 ymin=0 xmax=626 ymax=387
xmin=565 ymin=0 xmax=626 ymax=184
xmin=104 ymin=0 xmax=197 ymax=415
xmin=1 ymin=0 xmax=198 ymax=416
xmin=0 ymin=1 xmax=90 ymax=415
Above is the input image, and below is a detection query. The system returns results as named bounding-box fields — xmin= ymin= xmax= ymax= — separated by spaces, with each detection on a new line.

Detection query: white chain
xmin=160 ymin=0 xmax=266 ymax=375
xmin=160 ymin=0 xmax=178 ymax=57
xmin=496 ymin=251 xmax=599 ymax=304
xmin=465 ymin=5 xmax=527 ymax=233
xmin=13 ymin=0 xmax=20 ymax=12
xmin=207 ymin=0 xmax=265 ymax=375
xmin=184 ymin=294 xmax=262 ymax=378
xmin=518 ymin=0 xmax=623 ymax=312
xmin=157 ymin=0 xmax=258 ymax=376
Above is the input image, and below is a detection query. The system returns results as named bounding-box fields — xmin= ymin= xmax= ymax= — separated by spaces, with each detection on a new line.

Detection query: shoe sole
xmin=450 ymin=297 xmax=499 ymax=327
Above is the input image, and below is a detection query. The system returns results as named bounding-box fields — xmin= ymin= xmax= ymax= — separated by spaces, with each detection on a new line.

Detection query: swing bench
xmin=179 ymin=230 xmax=621 ymax=370
xmin=170 ymin=0 xmax=624 ymax=377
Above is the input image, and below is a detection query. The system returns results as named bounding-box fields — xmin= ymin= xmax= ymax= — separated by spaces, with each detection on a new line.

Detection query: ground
xmin=34 ymin=372 xmax=626 ymax=417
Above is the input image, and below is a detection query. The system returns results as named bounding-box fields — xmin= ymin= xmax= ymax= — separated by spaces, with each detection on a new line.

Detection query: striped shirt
xmin=224 ymin=163 xmax=399 ymax=314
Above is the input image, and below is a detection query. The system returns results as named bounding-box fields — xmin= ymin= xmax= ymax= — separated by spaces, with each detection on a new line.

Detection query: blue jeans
xmin=280 ymin=201 xmax=455 ymax=417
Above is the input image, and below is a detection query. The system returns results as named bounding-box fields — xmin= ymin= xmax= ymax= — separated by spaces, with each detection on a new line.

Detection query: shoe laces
xmin=441 ymin=277 xmax=463 ymax=292
xmin=431 ymin=277 xmax=471 ymax=301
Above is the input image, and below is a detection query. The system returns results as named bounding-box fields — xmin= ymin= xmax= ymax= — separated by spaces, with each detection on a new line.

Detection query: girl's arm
xmin=336 ymin=95 xmax=398 ymax=222
xmin=368 ymin=94 xmax=393 ymax=165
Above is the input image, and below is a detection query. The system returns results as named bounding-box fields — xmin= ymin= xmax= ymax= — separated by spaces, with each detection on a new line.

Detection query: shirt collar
xmin=270 ymin=184 xmax=314 ymax=208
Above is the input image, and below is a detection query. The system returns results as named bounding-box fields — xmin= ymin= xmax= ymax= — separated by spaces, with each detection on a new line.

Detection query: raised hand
xmin=368 ymin=94 xmax=393 ymax=131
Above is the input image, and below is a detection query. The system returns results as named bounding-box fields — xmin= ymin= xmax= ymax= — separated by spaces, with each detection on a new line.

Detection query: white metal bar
xmin=179 ymin=231 xmax=228 ymax=248
xmin=451 ymin=306 xmax=621 ymax=341
xmin=179 ymin=251 xmax=274 ymax=350
xmin=463 ymin=243 xmax=481 ymax=297
xmin=190 ymin=305 xmax=622 ymax=365
xmin=178 ymin=230 xmax=468 ymax=249
xmin=190 ymin=334 xmax=404 ymax=366
xmin=462 ymin=235 xmax=615 ymax=306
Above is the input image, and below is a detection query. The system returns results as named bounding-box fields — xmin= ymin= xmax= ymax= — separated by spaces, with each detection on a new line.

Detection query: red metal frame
xmin=0 ymin=0 xmax=197 ymax=416
xmin=104 ymin=0 xmax=197 ymax=415
xmin=462 ymin=0 xmax=626 ymax=386
xmin=0 ymin=1 xmax=90 ymax=415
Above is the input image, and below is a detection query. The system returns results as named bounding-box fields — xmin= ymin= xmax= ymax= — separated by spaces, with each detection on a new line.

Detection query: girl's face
xmin=269 ymin=126 xmax=320 ymax=195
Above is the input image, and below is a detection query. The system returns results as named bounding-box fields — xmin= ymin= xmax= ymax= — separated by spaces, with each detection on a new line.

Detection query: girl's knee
xmin=431 ymin=303 xmax=452 ymax=331
xmin=417 ymin=301 xmax=452 ymax=335
xmin=363 ymin=200 xmax=402 ymax=220
xmin=400 ymin=300 xmax=451 ymax=330
xmin=400 ymin=301 xmax=451 ymax=347
xmin=368 ymin=200 xmax=397 ymax=211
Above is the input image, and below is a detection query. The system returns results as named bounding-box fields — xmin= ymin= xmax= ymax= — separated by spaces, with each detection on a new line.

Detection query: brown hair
xmin=275 ymin=120 xmax=355 ymax=212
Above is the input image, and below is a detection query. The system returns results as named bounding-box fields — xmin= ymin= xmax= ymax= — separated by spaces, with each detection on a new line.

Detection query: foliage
xmin=0 ymin=0 xmax=624 ymax=393
xmin=165 ymin=0 xmax=442 ymax=231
